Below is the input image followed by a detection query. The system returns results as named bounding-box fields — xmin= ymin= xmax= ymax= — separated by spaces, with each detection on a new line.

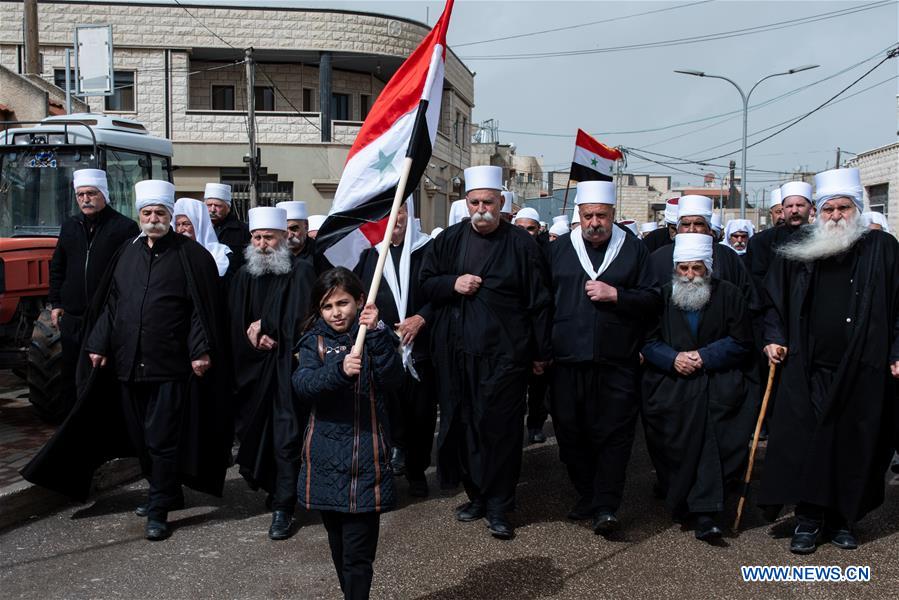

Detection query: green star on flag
xmin=372 ymin=149 xmax=398 ymax=179
xmin=590 ymin=156 xmax=598 ymax=167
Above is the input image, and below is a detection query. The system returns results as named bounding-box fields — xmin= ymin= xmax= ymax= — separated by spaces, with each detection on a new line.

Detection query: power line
xmin=172 ymin=0 xmax=239 ymax=49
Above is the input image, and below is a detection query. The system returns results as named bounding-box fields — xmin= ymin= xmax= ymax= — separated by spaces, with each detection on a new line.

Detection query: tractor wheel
xmin=27 ymin=309 xmax=67 ymax=423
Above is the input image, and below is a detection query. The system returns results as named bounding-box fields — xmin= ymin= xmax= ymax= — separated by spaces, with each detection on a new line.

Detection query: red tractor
xmin=0 ymin=114 xmax=173 ymax=421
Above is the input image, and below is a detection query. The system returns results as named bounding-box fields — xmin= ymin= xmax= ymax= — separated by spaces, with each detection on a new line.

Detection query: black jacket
xmin=48 ymin=206 xmax=139 ymax=316
xmin=642 ymin=224 xmax=674 ymax=253
xmin=214 ymin=211 xmax=250 ymax=263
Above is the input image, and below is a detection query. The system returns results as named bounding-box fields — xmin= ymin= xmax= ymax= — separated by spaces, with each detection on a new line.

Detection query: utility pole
xmin=245 ymin=47 xmax=258 ymax=208
xmin=835 ymin=147 xmax=841 ymax=169
xmin=728 ymin=159 xmax=737 ymax=209
xmin=23 ymin=0 xmax=40 ymax=75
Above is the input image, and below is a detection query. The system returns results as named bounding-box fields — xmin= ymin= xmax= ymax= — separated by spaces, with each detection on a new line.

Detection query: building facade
xmin=847 ymin=141 xmax=898 ymax=233
xmin=0 ymin=0 xmax=475 ymax=228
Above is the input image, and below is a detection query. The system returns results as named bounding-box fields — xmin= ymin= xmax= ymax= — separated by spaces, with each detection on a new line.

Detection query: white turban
xmin=814 ymin=168 xmax=863 ymax=213
xmin=780 ymin=181 xmax=812 ymax=203
xmin=640 ymin=221 xmax=659 ymax=234
xmin=276 ymin=201 xmax=308 ymax=221
xmin=677 ymin=195 xmax=713 ymax=224
xmin=204 ymin=182 xmax=232 ymax=205
xmin=549 ymin=222 xmax=569 ymax=237
xmin=135 ymin=180 xmax=175 ymax=214
xmin=73 ymin=168 xmax=109 ymax=205
xmin=862 ymin=211 xmax=890 ymax=233
xmin=710 ymin=213 xmax=723 ymax=234
xmin=174 ymin=198 xmax=232 ymax=276
xmin=664 ymin=198 xmax=679 ymax=225
xmin=308 ymin=214 xmax=327 ymax=233
xmin=575 ymin=181 xmax=616 ymax=205
xmin=722 ymin=219 xmax=755 ymax=255
xmin=768 ymin=187 xmax=782 ymax=208
xmin=448 ymin=199 xmax=469 ymax=226
xmin=673 ymin=232 xmax=713 ymax=273
xmin=513 ymin=207 xmax=540 ymax=223
xmin=501 ymin=191 xmax=515 ymax=214
xmin=619 ymin=220 xmax=639 ymax=235
xmin=464 ymin=165 xmax=503 ymax=192
xmin=248 ymin=206 xmax=287 ymax=232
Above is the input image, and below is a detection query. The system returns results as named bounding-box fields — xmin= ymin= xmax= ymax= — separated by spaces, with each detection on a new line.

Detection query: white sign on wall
xmin=74 ymin=25 xmax=114 ymax=96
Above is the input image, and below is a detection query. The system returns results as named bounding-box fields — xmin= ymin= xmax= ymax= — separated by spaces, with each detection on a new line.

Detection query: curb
xmin=0 ymin=457 xmax=142 ymax=531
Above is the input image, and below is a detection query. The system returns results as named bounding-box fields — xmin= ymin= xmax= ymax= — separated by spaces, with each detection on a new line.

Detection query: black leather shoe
xmin=789 ymin=525 xmax=821 ymax=554
xmin=695 ymin=515 xmax=723 ymax=541
xmin=566 ymin=497 xmax=594 ymax=521
xmin=527 ymin=428 xmax=547 ymax=444
xmin=407 ymin=478 xmax=429 ymax=498
xmin=592 ymin=512 xmax=620 ymax=535
xmin=390 ymin=447 xmax=406 ymax=476
xmin=268 ymin=510 xmax=293 ymax=540
xmin=136 ymin=496 xmax=184 ymax=517
xmin=455 ymin=500 xmax=486 ymax=522
xmin=828 ymin=528 xmax=858 ymax=550
xmin=145 ymin=519 xmax=170 ymax=541
xmin=487 ymin=514 xmax=514 ymax=540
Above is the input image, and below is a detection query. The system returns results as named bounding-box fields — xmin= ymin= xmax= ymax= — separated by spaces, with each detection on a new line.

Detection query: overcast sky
xmin=93 ymin=1 xmax=899 ymax=196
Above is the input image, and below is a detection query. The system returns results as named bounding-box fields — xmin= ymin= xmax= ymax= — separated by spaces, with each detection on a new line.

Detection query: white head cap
xmin=780 ymin=181 xmax=812 ymax=204
xmin=464 ymin=165 xmax=503 ymax=193
xmin=448 ymin=199 xmax=469 ymax=226
xmin=768 ymin=187 xmax=782 ymax=208
xmin=677 ymin=195 xmax=713 ymax=223
xmin=514 ymin=207 xmax=540 ymax=223
xmin=549 ymin=222 xmax=569 ymax=237
xmin=664 ymin=197 xmax=680 ymax=225
xmin=276 ymin=201 xmax=309 ymax=221
xmin=204 ymin=182 xmax=232 ymax=205
xmin=248 ymin=206 xmax=287 ymax=232
xmin=307 ymin=214 xmax=327 ymax=232
xmin=135 ymin=180 xmax=175 ymax=214
xmin=814 ymin=168 xmax=863 ymax=213
xmin=619 ymin=220 xmax=639 ymax=235
xmin=575 ymin=180 xmax=616 ymax=205
xmin=724 ymin=218 xmax=755 ymax=239
xmin=501 ymin=191 xmax=515 ymax=214
xmin=673 ymin=232 xmax=714 ymax=272
xmin=552 ymin=214 xmax=570 ymax=228
xmin=640 ymin=221 xmax=659 ymax=234
xmin=710 ymin=212 xmax=723 ymax=233
xmin=430 ymin=226 xmax=444 ymax=238
xmin=72 ymin=169 xmax=110 ymax=205
xmin=862 ymin=211 xmax=890 ymax=233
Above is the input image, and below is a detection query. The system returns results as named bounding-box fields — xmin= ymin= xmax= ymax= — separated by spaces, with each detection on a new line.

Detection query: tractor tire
xmin=27 ymin=309 xmax=67 ymax=423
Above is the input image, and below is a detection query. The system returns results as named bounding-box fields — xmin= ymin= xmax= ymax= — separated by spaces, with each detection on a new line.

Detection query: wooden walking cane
xmin=733 ymin=361 xmax=778 ymax=531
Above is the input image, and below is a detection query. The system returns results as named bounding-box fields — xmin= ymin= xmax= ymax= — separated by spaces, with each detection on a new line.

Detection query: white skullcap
xmin=72 ymin=169 xmax=110 ymax=205
xmin=204 ymin=182 xmax=232 ymax=205
xmin=276 ymin=201 xmax=309 ymax=221
xmin=575 ymin=180 xmax=616 ymax=205
xmin=862 ymin=211 xmax=890 ymax=233
xmin=135 ymin=180 xmax=175 ymax=214
xmin=248 ymin=206 xmax=287 ymax=232
xmin=501 ymin=191 xmax=515 ymax=213
xmin=307 ymin=214 xmax=326 ymax=232
xmin=677 ymin=195 xmax=713 ymax=223
xmin=640 ymin=221 xmax=658 ymax=234
xmin=447 ymin=199 xmax=469 ymax=226
xmin=673 ymin=232 xmax=713 ymax=272
xmin=552 ymin=214 xmax=570 ymax=228
xmin=710 ymin=212 xmax=723 ymax=233
xmin=768 ymin=187 xmax=782 ymax=208
xmin=664 ymin=197 xmax=680 ymax=225
xmin=724 ymin=218 xmax=755 ymax=239
xmin=780 ymin=181 xmax=812 ymax=203
xmin=430 ymin=226 xmax=444 ymax=238
xmin=464 ymin=165 xmax=503 ymax=192
xmin=814 ymin=168 xmax=863 ymax=213
xmin=619 ymin=220 xmax=639 ymax=235
xmin=549 ymin=222 xmax=569 ymax=237
xmin=514 ymin=207 xmax=540 ymax=223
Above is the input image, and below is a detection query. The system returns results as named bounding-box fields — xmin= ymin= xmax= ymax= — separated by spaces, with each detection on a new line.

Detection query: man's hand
xmin=51 ymin=308 xmax=64 ymax=328
xmin=360 ymin=304 xmax=380 ymax=330
xmin=191 ymin=353 xmax=212 ymax=377
xmin=396 ymin=315 xmax=425 ymax=346
xmin=585 ymin=280 xmax=618 ymax=303
xmin=673 ymin=351 xmax=701 ymax=376
xmin=764 ymin=344 xmax=788 ymax=364
xmin=532 ymin=360 xmax=550 ymax=375
xmin=343 ymin=353 xmax=362 ymax=378
xmin=89 ymin=353 xmax=107 ymax=368
xmin=257 ymin=335 xmax=277 ymax=351
xmin=454 ymin=274 xmax=482 ymax=296
xmin=246 ymin=319 xmax=262 ymax=348
xmin=891 ymin=361 xmax=899 ymax=379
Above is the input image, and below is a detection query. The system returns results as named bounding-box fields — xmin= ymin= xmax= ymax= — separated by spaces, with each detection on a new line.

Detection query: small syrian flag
xmin=570 ymin=129 xmax=623 ymax=183
xmin=317 ymin=0 xmax=455 ymax=269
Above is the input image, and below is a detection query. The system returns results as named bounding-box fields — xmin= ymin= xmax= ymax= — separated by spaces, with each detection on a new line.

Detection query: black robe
xmin=643 ymin=225 xmax=674 ymax=253
xmin=642 ymin=280 xmax=759 ymax=513
xmin=214 ymin=211 xmax=250 ymax=267
xmin=759 ymin=229 xmax=899 ymax=522
xmin=745 ymin=224 xmax=803 ymax=302
xmin=22 ymin=233 xmax=233 ymax=501
xmin=228 ymin=260 xmax=315 ymax=499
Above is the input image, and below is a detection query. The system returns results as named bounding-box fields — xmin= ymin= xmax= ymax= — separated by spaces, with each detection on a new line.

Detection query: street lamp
xmin=675 ymin=64 xmax=819 ymax=218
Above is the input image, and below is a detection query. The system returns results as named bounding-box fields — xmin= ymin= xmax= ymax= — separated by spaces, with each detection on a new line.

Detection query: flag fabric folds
xmin=570 ymin=128 xmax=623 ymax=183
xmin=317 ymin=0 xmax=455 ymax=270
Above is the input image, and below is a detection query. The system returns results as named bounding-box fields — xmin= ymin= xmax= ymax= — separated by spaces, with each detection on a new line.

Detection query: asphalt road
xmin=1 ymin=429 xmax=897 ymax=599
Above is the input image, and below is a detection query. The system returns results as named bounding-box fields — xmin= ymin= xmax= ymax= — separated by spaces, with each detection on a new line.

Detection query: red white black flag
xmin=570 ymin=128 xmax=623 ymax=183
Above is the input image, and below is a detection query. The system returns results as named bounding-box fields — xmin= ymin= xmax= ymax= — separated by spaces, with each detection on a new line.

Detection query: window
xmin=103 ymin=147 xmax=152 ymax=218
xmin=868 ymin=183 xmax=889 ymax=215
xmin=106 ymin=71 xmax=135 ymax=112
xmin=302 ymin=88 xmax=314 ymax=112
xmin=462 ymin=117 xmax=468 ymax=147
xmin=360 ymin=94 xmax=371 ymax=120
xmin=254 ymin=86 xmax=275 ymax=111
xmin=331 ymin=93 xmax=350 ymax=121
xmin=453 ymin=111 xmax=461 ymax=145
xmin=150 ymin=154 xmax=170 ymax=181
xmin=211 ymin=85 xmax=235 ymax=110
xmin=53 ymin=69 xmax=75 ymax=91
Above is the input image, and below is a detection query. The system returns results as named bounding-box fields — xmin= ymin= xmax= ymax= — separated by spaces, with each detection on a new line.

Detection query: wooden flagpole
xmin=560 ymin=181 xmax=572 ymax=215
xmin=352 ymin=156 xmax=415 ymax=356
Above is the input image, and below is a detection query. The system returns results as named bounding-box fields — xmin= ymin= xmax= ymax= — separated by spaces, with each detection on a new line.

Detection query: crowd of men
xmin=24 ymin=162 xmax=899 ymax=558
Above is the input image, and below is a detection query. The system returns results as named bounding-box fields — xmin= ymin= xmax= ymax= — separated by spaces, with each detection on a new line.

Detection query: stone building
xmin=0 ymin=0 xmax=475 ymax=228
xmin=470 ymin=141 xmax=549 ymax=200
xmin=847 ymin=141 xmax=898 ymax=233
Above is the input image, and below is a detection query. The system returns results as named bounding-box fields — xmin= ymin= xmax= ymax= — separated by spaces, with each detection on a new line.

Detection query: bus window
xmin=104 ymin=148 xmax=151 ymax=218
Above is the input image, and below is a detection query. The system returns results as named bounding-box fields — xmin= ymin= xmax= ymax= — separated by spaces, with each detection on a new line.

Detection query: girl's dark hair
xmin=301 ymin=267 xmax=366 ymax=332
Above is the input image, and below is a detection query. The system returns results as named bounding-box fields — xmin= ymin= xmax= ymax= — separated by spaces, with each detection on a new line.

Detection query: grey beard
xmin=244 ymin=243 xmax=293 ymax=277
xmin=671 ymin=274 xmax=712 ymax=311
xmin=778 ymin=216 xmax=867 ymax=262
xmin=471 ymin=211 xmax=495 ymax=224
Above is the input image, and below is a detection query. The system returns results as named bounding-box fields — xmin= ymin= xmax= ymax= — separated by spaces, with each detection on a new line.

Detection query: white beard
xmin=671 ymin=274 xmax=712 ymax=311
xmin=778 ymin=216 xmax=867 ymax=262
xmin=243 ymin=243 xmax=293 ymax=277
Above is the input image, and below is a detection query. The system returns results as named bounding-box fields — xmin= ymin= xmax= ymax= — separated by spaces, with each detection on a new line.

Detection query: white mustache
xmin=471 ymin=212 xmax=495 ymax=224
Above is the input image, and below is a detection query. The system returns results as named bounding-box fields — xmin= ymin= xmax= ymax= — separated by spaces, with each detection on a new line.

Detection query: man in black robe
xmin=276 ymin=200 xmax=318 ymax=267
xmin=548 ymin=180 xmax=660 ymax=535
xmin=642 ymin=198 xmax=678 ymax=253
xmin=760 ymin=168 xmax=899 ymax=554
xmin=48 ymin=168 xmax=139 ymax=421
xmin=229 ymin=206 xmax=315 ymax=540
xmin=720 ymin=218 xmax=755 ymax=269
xmin=24 ymin=180 xmax=232 ymax=541
xmin=642 ymin=233 xmax=758 ymax=542
xmin=420 ymin=165 xmax=552 ymax=540
xmin=205 ymin=182 xmax=250 ymax=264
xmin=355 ymin=201 xmax=435 ymax=497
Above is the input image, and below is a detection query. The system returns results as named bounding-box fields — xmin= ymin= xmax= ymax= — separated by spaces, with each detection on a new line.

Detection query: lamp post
xmin=675 ymin=65 xmax=819 ymax=218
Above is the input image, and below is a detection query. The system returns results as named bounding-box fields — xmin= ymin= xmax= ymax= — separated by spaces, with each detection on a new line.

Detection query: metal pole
xmin=64 ymin=48 xmax=72 ymax=114
xmin=245 ymin=47 xmax=258 ymax=208
xmin=739 ymin=91 xmax=749 ymax=219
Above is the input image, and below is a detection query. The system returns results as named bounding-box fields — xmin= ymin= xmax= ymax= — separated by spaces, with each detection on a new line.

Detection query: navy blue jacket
xmin=293 ymin=318 xmax=404 ymax=513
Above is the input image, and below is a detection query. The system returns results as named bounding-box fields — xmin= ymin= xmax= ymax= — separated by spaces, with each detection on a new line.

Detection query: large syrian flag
xmin=569 ymin=128 xmax=623 ymax=183
xmin=317 ymin=0 xmax=455 ymax=269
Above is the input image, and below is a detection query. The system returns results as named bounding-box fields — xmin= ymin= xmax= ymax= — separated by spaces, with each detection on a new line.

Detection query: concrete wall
xmin=848 ymin=142 xmax=899 ymax=234
xmin=0 ymin=65 xmax=49 ymax=122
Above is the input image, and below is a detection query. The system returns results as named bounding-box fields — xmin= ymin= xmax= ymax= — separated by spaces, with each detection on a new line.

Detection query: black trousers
xmin=320 ymin=511 xmax=381 ymax=600
xmin=387 ymin=362 xmax=437 ymax=481
xmin=272 ymin=394 xmax=301 ymax=513
xmin=58 ymin=314 xmax=84 ymax=416
xmin=525 ymin=369 xmax=549 ymax=430
xmin=120 ymin=380 xmax=187 ymax=520
xmin=551 ymin=362 xmax=639 ymax=513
